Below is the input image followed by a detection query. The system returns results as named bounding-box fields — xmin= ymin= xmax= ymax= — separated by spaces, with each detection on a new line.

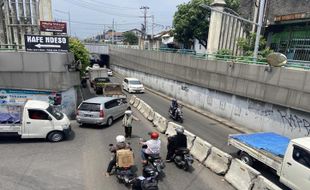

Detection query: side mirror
xmin=142 ymin=144 xmax=148 ymax=149
xmin=48 ymin=116 xmax=52 ymax=121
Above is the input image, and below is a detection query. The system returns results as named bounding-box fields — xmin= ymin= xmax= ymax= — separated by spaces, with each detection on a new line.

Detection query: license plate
xmin=84 ymin=114 xmax=92 ymax=117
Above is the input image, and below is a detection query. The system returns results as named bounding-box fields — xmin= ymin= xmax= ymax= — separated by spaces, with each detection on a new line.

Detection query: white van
xmin=0 ymin=100 xmax=71 ymax=142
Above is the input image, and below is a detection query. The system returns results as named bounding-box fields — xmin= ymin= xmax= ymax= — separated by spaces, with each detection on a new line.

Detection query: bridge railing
xmin=110 ymin=44 xmax=310 ymax=70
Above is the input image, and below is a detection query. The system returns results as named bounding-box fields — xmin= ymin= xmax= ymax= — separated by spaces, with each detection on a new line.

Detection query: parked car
xmin=122 ymin=78 xmax=145 ymax=93
xmin=107 ymin=69 xmax=113 ymax=76
xmin=76 ymin=97 xmax=130 ymax=127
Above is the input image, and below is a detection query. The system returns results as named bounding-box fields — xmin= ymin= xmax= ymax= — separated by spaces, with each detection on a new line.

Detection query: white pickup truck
xmin=228 ymin=132 xmax=310 ymax=190
xmin=0 ymin=100 xmax=71 ymax=142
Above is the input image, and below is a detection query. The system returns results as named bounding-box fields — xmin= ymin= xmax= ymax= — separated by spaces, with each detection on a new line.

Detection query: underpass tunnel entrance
xmin=90 ymin=53 xmax=110 ymax=68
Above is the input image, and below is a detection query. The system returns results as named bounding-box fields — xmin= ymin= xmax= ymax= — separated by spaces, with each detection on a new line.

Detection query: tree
xmin=69 ymin=38 xmax=90 ymax=74
xmin=237 ymin=32 xmax=273 ymax=58
xmin=123 ymin=32 xmax=138 ymax=45
xmin=173 ymin=0 xmax=240 ymax=48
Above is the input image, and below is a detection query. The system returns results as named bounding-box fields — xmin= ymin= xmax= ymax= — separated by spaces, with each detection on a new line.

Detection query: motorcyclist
xmin=166 ymin=126 xmax=187 ymax=162
xmin=140 ymin=132 xmax=161 ymax=164
xmin=170 ymin=99 xmax=179 ymax=118
xmin=105 ymin=135 xmax=131 ymax=176
xmin=122 ymin=109 xmax=139 ymax=138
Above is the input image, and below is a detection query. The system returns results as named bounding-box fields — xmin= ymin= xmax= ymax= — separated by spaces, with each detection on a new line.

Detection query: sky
xmin=51 ymin=0 xmax=190 ymax=39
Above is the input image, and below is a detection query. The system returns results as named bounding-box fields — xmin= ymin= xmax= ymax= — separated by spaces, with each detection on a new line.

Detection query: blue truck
xmin=228 ymin=132 xmax=310 ymax=190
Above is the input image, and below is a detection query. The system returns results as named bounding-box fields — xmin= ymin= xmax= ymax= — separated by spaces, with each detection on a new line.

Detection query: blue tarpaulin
xmin=231 ymin=133 xmax=290 ymax=158
xmin=0 ymin=113 xmax=21 ymax=124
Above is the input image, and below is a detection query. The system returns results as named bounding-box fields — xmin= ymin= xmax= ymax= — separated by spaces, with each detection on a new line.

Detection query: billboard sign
xmin=40 ymin=21 xmax=67 ymax=33
xmin=24 ymin=34 xmax=68 ymax=52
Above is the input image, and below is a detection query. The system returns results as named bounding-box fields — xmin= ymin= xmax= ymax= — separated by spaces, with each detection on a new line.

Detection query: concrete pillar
xmin=206 ymin=0 xmax=226 ymax=54
xmin=0 ymin=2 xmax=6 ymax=45
xmin=25 ymin=0 xmax=32 ymax=34
xmin=10 ymin=0 xmax=20 ymax=46
xmin=39 ymin=0 xmax=52 ymax=21
xmin=18 ymin=0 xmax=25 ymax=48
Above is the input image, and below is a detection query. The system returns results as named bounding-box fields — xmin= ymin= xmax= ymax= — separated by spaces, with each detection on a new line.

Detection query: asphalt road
xmin=111 ymin=75 xmax=290 ymax=190
xmin=0 ymin=83 xmax=234 ymax=190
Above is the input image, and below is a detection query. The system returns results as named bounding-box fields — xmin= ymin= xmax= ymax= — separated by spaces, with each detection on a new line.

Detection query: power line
xmin=81 ymin=0 xmax=137 ymax=10
xmin=54 ymin=17 xmax=140 ymax=26
xmin=63 ymin=0 xmax=140 ymax=18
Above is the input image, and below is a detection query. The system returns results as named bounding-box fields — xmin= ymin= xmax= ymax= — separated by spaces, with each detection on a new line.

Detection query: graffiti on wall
xmin=113 ymin=66 xmax=310 ymax=138
xmin=277 ymin=109 xmax=310 ymax=135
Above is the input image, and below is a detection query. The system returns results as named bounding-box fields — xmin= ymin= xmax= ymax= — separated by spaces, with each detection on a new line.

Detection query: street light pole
xmin=253 ymin=0 xmax=265 ymax=60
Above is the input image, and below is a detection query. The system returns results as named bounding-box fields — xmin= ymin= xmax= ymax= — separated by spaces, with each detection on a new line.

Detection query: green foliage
xmin=216 ymin=49 xmax=233 ymax=59
xmin=173 ymin=0 xmax=240 ymax=48
xmin=123 ymin=32 xmax=138 ymax=45
xmin=237 ymin=33 xmax=273 ymax=59
xmin=69 ymin=38 xmax=90 ymax=74
xmin=173 ymin=0 xmax=211 ymax=48
xmin=225 ymin=0 xmax=240 ymax=13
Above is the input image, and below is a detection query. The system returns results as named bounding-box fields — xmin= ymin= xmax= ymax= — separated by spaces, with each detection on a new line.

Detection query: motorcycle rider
xmin=122 ymin=109 xmax=139 ymax=138
xmin=140 ymin=132 xmax=161 ymax=164
xmin=105 ymin=135 xmax=131 ymax=177
xmin=170 ymin=98 xmax=179 ymax=118
xmin=166 ymin=126 xmax=187 ymax=162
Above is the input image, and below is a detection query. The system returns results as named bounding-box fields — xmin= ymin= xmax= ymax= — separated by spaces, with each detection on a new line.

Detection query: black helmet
xmin=143 ymin=165 xmax=157 ymax=178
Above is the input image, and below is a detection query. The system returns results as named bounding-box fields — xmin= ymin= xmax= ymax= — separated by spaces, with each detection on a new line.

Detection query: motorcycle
xmin=173 ymin=148 xmax=194 ymax=171
xmin=169 ymin=105 xmax=183 ymax=123
xmin=109 ymin=144 xmax=136 ymax=186
xmin=140 ymin=141 xmax=165 ymax=179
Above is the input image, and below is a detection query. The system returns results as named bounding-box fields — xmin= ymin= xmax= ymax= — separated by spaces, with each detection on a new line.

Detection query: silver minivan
xmin=76 ymin=97 xmax=130 ymax=127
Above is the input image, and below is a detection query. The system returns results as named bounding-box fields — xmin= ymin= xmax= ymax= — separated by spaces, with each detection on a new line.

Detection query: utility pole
xmin=151 ymin=15 xmax=154 ymax=39
xmin=253 ymin=0 xmax=265 ymax=60
xmin=112 ymin=19 xmax=114 ymax=44
xmin=140 ymin=6 xmax=149 ymax=38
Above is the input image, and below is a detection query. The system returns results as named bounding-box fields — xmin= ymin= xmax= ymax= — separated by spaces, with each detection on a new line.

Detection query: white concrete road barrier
xmin=137 ymin=100 xmax=144 ymax=111
xmin=133 ymin=98 xmax=140 ymax=108
xmin=225 ymin=158 xmax=260 ymax=190
xmin=252 ymin=175 xmax=282 ymax=190
xmin=204 ymin=147 xmax=232 ymax=175
xmin=142 ymin=104 xmax=152 ymax=119
xmin=129 ymin=95 xmax=136 ymax=105
xmin=190 ymin=137 xmax=212 ymax=163
xmin=153 ymin=112 xmax=168 ymax=133
xmin=165 ymin=122 xmax=180 ymax=137
xmin=184 ymin=130 xmax=196 ymax=150
xmin=147 ymin=109 xmax=155 ymax=121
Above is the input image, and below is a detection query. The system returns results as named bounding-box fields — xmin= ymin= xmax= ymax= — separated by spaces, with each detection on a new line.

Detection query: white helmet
xmin=116 ymin=135 xmax=125 ymax=143
xmin=125 ymin=110 xmax=132 ymax=115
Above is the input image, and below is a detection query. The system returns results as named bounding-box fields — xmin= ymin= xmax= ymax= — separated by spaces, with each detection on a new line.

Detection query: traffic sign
xmin=40 ymin=21 xmax=67 ymax=33
xmin=24 ymin=35 xmax=68 ymax=52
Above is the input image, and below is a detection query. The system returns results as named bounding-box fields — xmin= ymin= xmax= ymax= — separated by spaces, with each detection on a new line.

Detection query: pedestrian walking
xmin=122 ymin=110 xmax=139 ymax=138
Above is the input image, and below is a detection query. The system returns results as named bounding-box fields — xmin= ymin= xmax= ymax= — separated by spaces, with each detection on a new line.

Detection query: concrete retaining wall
xmin=113 ymin=66 xmax=310 ymax=138
xmin=0 ymin=52 xmax=79 ymax=91
xmin=110 ymin=47 xmax=310 ymax=113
